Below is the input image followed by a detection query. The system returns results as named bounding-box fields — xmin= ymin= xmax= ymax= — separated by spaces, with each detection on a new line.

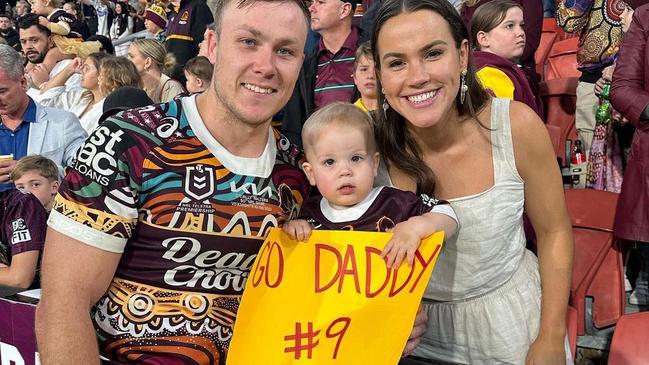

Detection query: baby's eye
xmin=351 ymin=155 xmax=364 ymax=162
xmin=323 ymin=158 xmax=335 ymax=166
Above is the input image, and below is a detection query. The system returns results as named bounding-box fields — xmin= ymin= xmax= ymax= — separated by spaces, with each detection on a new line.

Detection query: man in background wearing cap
xmin=281 ymin=0 xmax=363 ymax=147
xmin=143 ymin=3 xmax=166 ymax=43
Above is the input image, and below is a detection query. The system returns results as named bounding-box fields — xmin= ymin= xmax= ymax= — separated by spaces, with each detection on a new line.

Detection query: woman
xmin=110 ymin=1 xmax=133 ymax=56
xmin=38 ymin=54 xmax=142 ymax=133
xmin=127 ymin=39 xmax=185 ymax=103
xmin=470 ymin=0 xmax=543 ymax=117
xmin=610 ymin=0 xmax=649 ymax=305
xmin=371 ymin=0 xmax=573 ymax=363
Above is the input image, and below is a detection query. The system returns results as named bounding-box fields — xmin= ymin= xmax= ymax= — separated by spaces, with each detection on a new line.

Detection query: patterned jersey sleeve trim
xmin=48 ymin=210 xmax=128 ymax=253
xmin=421 ymin=194 xmax=459 ymax=230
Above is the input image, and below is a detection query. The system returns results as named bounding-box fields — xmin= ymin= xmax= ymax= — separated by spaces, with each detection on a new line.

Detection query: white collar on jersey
xmin=319 ymin=186 xmax=384 ymax=223
xmin=182 ymin=94 xmax=277 ymax=178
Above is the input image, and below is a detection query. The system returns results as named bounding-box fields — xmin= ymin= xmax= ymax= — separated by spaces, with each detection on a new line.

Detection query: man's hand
xmin=28 ymin=64 xmax=50 ymax=89
xmin=403 ymin=305 xmax=428 ymax=357
xmin=0 ymin=159 xmax=18 ymax=183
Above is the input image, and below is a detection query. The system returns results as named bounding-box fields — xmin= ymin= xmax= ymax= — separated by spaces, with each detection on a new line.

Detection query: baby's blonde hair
xmin=301 ymin=102 xmax=376 ymax=158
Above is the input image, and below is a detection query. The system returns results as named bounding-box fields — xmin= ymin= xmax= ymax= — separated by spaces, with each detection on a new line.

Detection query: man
xmin=14 ymin=0 xmax=30 ymax=18
xmin=557 ymin=0 xmax=624 ymax=157
xmin=36 ymin=1 xmax=310 ymax=364
xmin=0 ymin=14 xmax=19 ymax=50
xmin=281 ymin=0 xmax=362 ymax=146
xmin=17 ymin=13 xmax=81 ymax=95
xmin=165 ymin=0 xmax=213 ymax=84
xmin=0 ymin=44 xmax=86 ymax=192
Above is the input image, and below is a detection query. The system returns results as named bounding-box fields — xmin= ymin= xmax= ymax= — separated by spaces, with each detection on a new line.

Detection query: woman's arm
xmin=510 ymin=101 xmax=574 ymax=364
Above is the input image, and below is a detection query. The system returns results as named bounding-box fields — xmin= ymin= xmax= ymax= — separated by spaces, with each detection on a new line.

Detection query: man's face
xmin=16 ymin=3 xmax=28 ymax=16
xmin=0 ymin=17 xmax=11 ymax=32
xmin=19 ymin=25 xmax=51 ymax=64
xmin=0 ymin=69 xmax=28 ymax=116
xmin=309 ymin=0 xmax=347 ymax=33
xmin=207 ymin=1 xmax=307 ymax=127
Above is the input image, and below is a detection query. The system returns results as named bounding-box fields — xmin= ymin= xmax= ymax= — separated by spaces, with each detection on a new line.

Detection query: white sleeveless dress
xmin=376 ymin=98 xmax=573 ymax=364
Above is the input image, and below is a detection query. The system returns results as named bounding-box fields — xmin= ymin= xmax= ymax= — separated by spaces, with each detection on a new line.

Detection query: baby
xmin=283 ymin=102 xmax=458 ymax=268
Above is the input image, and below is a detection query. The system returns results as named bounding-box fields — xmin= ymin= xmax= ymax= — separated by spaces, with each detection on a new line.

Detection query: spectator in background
xmin=94 ymin=0 xmax=113 ymax=37
xmin=80 ymin=0 xmax=98 ymax=35
xmin=37 ymin=53 xmax=142 ymax=133
xmin=351 ymin=41 xmax=377 ymax=113
xmin=610 ymin=0 xmax=649 ymax=305
xmin=63 ymin=1 xmax=91 ymax=39
xmin=14 ymin=0 xmax=30 ymax=18
xmin=0 ymin=44 xmax=86 ymax=191
xmin=462 ymin=0 xmax=542 ymax=100
xmin=109 ymin=1 xmax=133 ymax=56
xmin=557 ymin=0 xmax=624 ymax=157
xmin=0 ymin=185 xmax=48 ymax=289
xmin=471 ymin=0 xmax=543 ymax=117
xmin=281 ymin=0 xmax=362 ymax=147
xmin=164 ymin=0 xmax=213 ymax=84
xmin=10 ymin=154 xmax=59 ymax=212
xmin=143 ymin=3 xmax=167 ymax=43
xmin=128 ymin=38 xmax=184 ymax=103
xmin=183 ymin=55 xmax=211 ymax=94
xmin=18 ymin=14 xmax=82 ymax=95
xmin=0 ymin=13 xmax=18 ymax=50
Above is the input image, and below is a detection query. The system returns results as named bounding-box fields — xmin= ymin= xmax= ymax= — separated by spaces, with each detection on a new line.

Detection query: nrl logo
xmin=185 ymin=165 xmax=215 ymax=201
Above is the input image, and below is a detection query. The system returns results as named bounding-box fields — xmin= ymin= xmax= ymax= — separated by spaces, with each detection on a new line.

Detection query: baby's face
xmin=303 ymin=124 xmax=379 ymax=209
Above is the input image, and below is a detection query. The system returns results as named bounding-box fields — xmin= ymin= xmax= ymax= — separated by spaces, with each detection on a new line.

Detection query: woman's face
xmin=115 ymin=3 xmax=124 ymax=14
xmin=621 ymin=3 xmax=634 ymax=33
xmin=81 ymin=57 xmax=99 ymax=90
xmin=127 ymin=44 xmax=148 ymax=74
xmin=477 ymin=7 xmax=525 ymax=61
xmin=377 ymin=9 xmax=468 ymax=130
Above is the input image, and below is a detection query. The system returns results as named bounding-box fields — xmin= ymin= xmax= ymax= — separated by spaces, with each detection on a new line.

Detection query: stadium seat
xmin=546 ymin=124 xmax=562 ymax=161
xmin=540 ymin=77 xmax=579 ymax=164
xmin=608 ymin=312 xmax=649 ymax=365
xmin=536 ymin=18 xmax=559 ymax=81
xmin=546 ymin=37 xmax=581 ymax=80
xmin=565 ymin=189 xmax=625 ymax=336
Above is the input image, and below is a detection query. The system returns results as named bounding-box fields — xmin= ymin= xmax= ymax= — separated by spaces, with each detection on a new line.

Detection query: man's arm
xmin=0 ymin=251 xmax=39 ymax=289
xmin=35 ymin=228 xmax=122 ymax=365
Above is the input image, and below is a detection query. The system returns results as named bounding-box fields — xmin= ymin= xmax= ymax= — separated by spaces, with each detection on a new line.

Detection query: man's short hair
xmin=0 ymin=44 xmax=25 ymax=80
xmin=212 ymin=0 xmax=310 ymax=36
xmin=302 ymin=102 xmax=375 ymax=157
xmin=17 ymin=13 xmax=51 ymax=36
xmin=10 ymin=155 xmax=60 ymax=182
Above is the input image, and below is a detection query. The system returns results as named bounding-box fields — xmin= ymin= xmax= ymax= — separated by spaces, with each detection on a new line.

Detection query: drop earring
xmin=382 ymin=88 xmax=389 ymax=114
xmin=460 ymin=69 xmax=468 ymax=105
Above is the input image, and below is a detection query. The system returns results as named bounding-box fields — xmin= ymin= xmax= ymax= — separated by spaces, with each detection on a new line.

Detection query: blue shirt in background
xmin=0 ymin=98 xmax=37 ymax=192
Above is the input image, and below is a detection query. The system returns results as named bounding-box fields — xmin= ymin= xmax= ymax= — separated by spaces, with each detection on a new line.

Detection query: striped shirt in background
xmin=314 ymin=27 xmax=359 ymax=110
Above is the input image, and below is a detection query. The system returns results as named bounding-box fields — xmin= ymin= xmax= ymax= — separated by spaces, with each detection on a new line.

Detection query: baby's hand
xmin=381 ymin=222 xmax=421 ymax=268
xmin=38 ymin=16 xmax=50 ymax=28
xmin=282 ymin=219 xmax=312 ymax=241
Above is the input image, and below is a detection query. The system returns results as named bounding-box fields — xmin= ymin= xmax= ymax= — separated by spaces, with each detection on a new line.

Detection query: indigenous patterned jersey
xmin=48 ymin=95 xmax=309 ymax=364
xmin=0 ymin=189 xmax=47 ymax=287
xmin=299 ymin=186 xmax=455 ymax=232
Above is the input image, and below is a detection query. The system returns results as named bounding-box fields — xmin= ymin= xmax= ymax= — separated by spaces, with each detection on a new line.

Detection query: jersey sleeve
xmin=5 ymin=193 xmax=48 ymax=256
xmin=47 ymin=114 xmax=148 ymax=253
xmin=410 ymin=193 xmax=459 ymax=230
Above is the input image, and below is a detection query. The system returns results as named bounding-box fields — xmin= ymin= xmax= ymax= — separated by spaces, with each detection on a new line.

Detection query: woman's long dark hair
xmin=114 ymin=1 xmax=130 ymax=36
xmin=371 ymin=0 xmax=490 ymax=195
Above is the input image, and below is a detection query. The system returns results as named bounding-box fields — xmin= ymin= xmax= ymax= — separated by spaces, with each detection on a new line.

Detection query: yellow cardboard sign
xmin=227 ymin=228 xmax=444 ymax=365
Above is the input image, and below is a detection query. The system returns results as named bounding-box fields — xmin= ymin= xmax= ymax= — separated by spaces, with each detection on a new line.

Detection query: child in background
xmin=283 ymin=103 xmax=458 ymax=267
xmin=10 ymin=155 xmax=60 ymax=212
xmin=184 ymin=56 xmax=213 ymax=94
xmin=351 ymin=41 xmax=378 ymax=113
xmin=29 ymin=0 xmax=100 ymax=73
